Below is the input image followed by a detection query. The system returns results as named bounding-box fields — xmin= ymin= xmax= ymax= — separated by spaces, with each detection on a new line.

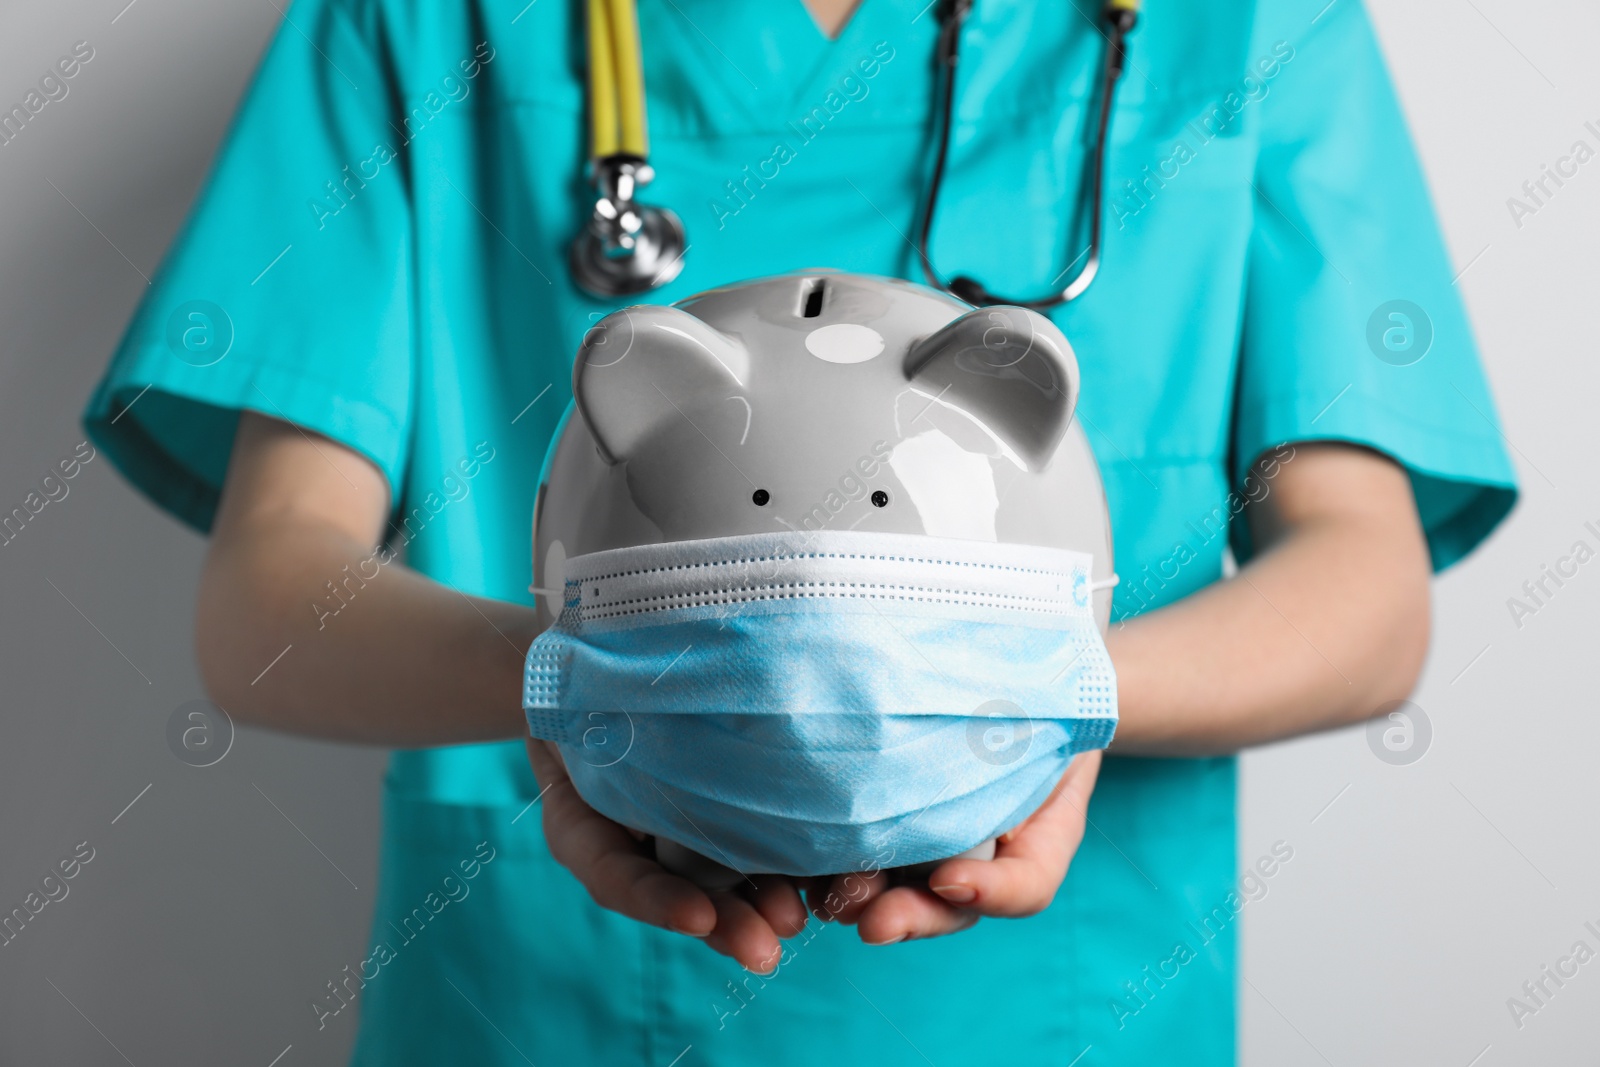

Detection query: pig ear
xmin=903 ymin=306 xmax=1079 ymax=472
xmin=572 ymin=305 xmax=750 ymax=465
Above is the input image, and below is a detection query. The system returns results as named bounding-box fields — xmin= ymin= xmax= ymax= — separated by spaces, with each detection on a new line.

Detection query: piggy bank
xmin=530 ymin=272 xmax=1114 ymax=886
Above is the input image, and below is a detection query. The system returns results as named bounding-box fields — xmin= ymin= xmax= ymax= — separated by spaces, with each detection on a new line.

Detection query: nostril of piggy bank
xmin=526 ymin=271 xmax=1116 ymax=888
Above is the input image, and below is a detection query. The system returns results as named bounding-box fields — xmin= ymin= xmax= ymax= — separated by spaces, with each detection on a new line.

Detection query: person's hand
xmin=525 ymin=739 xmax=810 ymax=972
xmin=806 ymin=749 xmax=1103 ymax=944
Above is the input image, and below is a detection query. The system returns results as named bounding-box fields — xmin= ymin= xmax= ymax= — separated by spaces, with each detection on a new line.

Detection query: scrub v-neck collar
xmin=653 ymin=0 xmax=891 ymax=121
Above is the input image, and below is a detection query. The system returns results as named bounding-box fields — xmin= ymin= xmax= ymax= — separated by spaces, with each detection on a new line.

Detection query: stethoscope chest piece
xmin=570 ymin=154 xmax=686 ymax=297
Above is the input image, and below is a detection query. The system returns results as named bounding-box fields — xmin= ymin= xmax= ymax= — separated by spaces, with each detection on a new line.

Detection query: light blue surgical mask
xmin=523 ymin=530 xmax=1116 ymax=877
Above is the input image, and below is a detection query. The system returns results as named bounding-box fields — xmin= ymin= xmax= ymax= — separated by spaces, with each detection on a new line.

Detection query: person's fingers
xmin=806 ymin=869 xmax=888 ymax=925
xmin=927 ymin=750 xmax=1103 ymax=918
xmin=795 ymin=876 xmax=834 ymax=922
xmin=830 ymin=869 xmax=889 ymax=925
xmin=854 ymin=885 xmax=981 ymax=945
xmin=704 ymin=890 xmax=785 ymax=973
xmin=524 ymin=736 xmax=566 ymax=790
xmin=746 ymin=875 xmax=809 ymax=938
xmin=527 ymin=739 xmax=717 ymax=937
xmin=1000 ymin=748 xmax=1102 ymax=847
xmin=526 ymin=740 xmax=1106 ymax=949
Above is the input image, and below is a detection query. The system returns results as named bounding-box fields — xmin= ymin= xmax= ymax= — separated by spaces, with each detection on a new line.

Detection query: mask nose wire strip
xmin=586 ymin=0 xmax=649 ymax=161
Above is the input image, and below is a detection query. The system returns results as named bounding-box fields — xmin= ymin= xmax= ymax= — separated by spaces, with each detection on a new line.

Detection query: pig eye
xmin=752 ymin=489 xmax=770 ymax=507
xmin=870 ymin=490 xmax=889 ymax=508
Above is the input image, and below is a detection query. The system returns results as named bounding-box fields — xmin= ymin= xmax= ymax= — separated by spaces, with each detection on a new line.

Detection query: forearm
xmin=1107 ymin=447 xmax=1432 ymax=757
xmin=197 ymin=517 xmax=535 ymax=745
xmin=194 ymin=412 xmax=537 ymax=746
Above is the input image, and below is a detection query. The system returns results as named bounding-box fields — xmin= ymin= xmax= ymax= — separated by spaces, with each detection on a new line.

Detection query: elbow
xmin=193 ymin=543 xmax=284 ymax=724
xmin=194 ymin=567 xmax=248 ymax=717
xmin=1351 ymin=549 xmax=1433 ymax=726
xmin=1381 ymin=584 xmax=1431 ymax=703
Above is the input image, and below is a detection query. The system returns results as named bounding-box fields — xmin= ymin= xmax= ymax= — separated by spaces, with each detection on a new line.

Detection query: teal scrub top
xmin=85 ymin=0 xmax=1517 ymax=1062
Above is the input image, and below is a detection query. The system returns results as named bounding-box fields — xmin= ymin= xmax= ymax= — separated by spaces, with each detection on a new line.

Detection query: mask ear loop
xmin=1088 ymin=575 xmax=1120 ymax=592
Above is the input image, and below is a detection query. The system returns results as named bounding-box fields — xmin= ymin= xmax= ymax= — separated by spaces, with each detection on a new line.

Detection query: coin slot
xmin=800 ymin=278 xmax=826 ymax=318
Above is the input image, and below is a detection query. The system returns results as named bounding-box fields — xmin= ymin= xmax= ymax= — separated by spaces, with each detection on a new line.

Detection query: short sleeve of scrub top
xmin=1233 ymin=2 xmax=1517 ymax=569
xmin=83 ymin=0 xmax=414 ymax=525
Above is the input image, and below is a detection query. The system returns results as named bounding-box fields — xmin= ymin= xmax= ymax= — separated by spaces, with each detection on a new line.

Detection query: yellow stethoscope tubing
xmin=586 ymin=0 xmax=648 ymax=160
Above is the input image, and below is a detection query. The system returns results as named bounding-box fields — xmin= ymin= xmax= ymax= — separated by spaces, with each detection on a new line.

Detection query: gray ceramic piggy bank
xmin=531 ymin=272 xmax=1113 ymax=887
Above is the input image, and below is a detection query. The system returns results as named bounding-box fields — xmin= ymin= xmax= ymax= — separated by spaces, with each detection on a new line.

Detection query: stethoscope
xmin=570 ymin=0 xmax=1141 ymax=307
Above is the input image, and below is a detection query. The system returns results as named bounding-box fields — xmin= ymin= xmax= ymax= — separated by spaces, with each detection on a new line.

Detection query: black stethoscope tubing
xmin=916 ymin=0 xmax=1139 ymax=309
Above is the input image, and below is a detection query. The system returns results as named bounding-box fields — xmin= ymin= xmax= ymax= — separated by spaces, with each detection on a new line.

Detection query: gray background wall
xmin=0 ymin=1 xmax=1594 ymax=1064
